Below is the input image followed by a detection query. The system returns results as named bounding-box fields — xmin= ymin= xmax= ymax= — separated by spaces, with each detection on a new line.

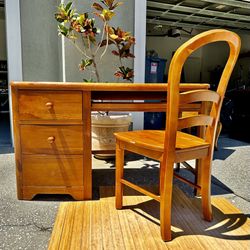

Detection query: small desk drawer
xmin=18 ymin=90 xmax=82 ymax=121
xmin=21 ymin=125 xmax=83 ymax=154
xmin=22 ymin=155 xmax=83 ymax=186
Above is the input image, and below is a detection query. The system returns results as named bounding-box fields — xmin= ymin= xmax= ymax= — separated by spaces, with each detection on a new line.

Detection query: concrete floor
xmin=0 ymin=136 xmax=249 ymax=249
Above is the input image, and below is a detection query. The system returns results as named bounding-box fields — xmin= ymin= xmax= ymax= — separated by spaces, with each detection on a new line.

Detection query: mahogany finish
xmin=114 ymin=29 xmax=241 ymax=241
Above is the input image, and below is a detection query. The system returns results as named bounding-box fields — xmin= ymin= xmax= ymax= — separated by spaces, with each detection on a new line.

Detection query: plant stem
xmin=69 ymin=39 xmax=91 ymax=59
xmin=81 ymin=35 xmax=89 ymax=56
xmin=95 ymin=21 xmax=107 ymax=56
xmin=87 ymin=36 xmax=101 ymax=82
xmin=100 ymin=25 xmax=109 ymax=59
xmin=116 ymin=43 xmax=123 ymax=67
xmin=92 ymin=59 xmax=100 ymax=82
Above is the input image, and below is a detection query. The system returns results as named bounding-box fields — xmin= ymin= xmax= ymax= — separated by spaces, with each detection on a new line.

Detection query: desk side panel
xmin=11 ymin=85 xmax=23 ymax=199
xmin=82 ymin=91 xmax=92 ymax=200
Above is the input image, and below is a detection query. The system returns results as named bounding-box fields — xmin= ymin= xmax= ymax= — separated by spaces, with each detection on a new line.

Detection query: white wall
xmin=6 ymin=0 xmax=136 ymax=83
xmin=20 ymin=0 xmax=61 ymax=81
xmin=132 ymin=0 xmax=146 ymax=130
xmin=5 ymin=0 xmax=23 ymax=145
xmin=64 ymin=0 xmax=134 ymax=83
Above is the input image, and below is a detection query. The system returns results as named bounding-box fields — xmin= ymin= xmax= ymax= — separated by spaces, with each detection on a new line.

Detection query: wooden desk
xmin=11 ymin=82 xmax=209 ymax=200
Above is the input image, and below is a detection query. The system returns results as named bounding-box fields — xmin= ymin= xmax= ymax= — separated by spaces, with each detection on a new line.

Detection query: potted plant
xmin=55 ymin=0 xmax=135 ymax=158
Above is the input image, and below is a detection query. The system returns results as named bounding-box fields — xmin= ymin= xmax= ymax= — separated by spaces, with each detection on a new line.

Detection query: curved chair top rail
xmin=168 ymin=29 xmax=241 ymax=98
xmin=164 ymin=29 xmax=241 ymax=155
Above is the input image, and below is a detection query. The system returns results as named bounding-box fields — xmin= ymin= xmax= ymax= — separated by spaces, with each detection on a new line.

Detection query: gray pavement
xmin=0 ymin=135 xmax=249 ymax=249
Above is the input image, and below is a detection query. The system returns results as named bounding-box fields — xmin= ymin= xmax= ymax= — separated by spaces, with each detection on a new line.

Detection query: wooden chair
xmin=114 ymin=29 xmax=241 ymax=241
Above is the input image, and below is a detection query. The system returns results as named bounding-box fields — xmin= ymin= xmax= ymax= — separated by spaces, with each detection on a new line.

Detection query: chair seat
xmin=114 ymin=130 xmax=210 ymax=152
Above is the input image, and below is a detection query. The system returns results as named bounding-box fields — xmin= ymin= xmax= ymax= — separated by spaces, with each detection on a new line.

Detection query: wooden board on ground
xmin=49 ymin=186 xmax=250 ymax=249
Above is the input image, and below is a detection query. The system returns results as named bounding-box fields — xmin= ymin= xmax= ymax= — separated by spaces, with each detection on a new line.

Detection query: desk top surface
xmin=11 ymin=82 xmax=210 ymax=91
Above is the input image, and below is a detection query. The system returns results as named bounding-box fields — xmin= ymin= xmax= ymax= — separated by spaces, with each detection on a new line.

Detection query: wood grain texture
xmin=20 ymin=125 xmax=83 ymax=155
xmin=178 ymin=114 xmax=214 ymax=130
xmin=48 ymin=186 xmax=250 ymax=249
xmin=11 ymin=82 xmax=209 ymax=91
xmin=12 ymin=88 xmax=85 ymax=200
xmin=82 ymin=91 xmax=92 ymax=200
xmin=18 ymin=90 xmax=82 ymax=121
xmin=92 ymin=102 xmax=203 ymax=112
xmin=180 ymin=89 xmax=220 ymax=104
xmin=115 ymin=130 xmax=210 ymax=152
xmin=11 ymin=86 xmax=23 ymax=199
xmin=11 ymin=81 xmax=210 ymax=201
xmin=22 ymin=154 xmax=83 ymax=186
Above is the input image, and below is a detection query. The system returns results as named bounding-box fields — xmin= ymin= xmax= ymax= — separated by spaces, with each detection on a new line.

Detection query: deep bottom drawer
xmin=22 ymin=155 xmax=83 ymax=186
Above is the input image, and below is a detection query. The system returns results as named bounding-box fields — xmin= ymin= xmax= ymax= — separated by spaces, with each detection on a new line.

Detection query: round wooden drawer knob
xmin=47 ymin=136 xmax=55 ymax=144
xmin=46 ymin=102 xmax=53 ymax=110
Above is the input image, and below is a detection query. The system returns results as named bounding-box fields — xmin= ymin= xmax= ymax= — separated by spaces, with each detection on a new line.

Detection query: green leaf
xmin=55 ymin=13 xmax=65 ymax=23
xmin=65 ymin=2 xmax=73 ymax=12
xmin=119 ymin=66 xmax=126 ymax=75
xmin=102 ymin=9 xmax=115 ymax=21
xmin=67 ymin=9 xmax=72 ymax=17
xmin=79 ymin=59 xmax=94 ymax=71
xmin=58 ymin=24 xmax=69 ymax=36
xmin=83 ymin=78 xmax=94 ymax=82
xmin=115 ymin=66 xmax=134 ymax=82
xmin=78 ymin=13 xmax=87 ymax=25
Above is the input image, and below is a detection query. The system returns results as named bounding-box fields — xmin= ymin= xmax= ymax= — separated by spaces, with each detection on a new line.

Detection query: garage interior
xmin=146 ymin=0 xmax=250 ymax=141
xmin=0 ymin=0 xmax=10 ymax=148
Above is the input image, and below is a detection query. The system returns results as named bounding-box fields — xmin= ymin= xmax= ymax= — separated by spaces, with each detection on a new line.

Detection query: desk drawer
xmin=22 ymin=155 xmax=83 ymax=186
xmin=21 ymin=125 xmax=83 ymax=154
xmin=18 ymin=90 xmax=82 ymax=121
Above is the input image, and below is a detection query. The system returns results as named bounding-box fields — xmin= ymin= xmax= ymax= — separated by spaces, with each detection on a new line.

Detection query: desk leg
xmin=83 ymin=91 xmax=92 ymax=200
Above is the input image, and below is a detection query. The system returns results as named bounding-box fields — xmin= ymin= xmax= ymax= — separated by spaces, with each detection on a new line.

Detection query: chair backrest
xmin=164 ymin=29 xmax=241 ymax=158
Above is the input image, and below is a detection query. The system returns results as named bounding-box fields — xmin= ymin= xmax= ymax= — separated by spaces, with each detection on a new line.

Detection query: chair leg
xmin=200 ymin=156 xmax=213 ymax=221
xmin=160 ymin=160 xmax=174 ymax=241
xmin=175 ymin=162 xmax=181 ymax=172
xmin=115 ymin=142 xmax=125 ymax=209
xmin=194 ymin=159 xmax=201 ymax=196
